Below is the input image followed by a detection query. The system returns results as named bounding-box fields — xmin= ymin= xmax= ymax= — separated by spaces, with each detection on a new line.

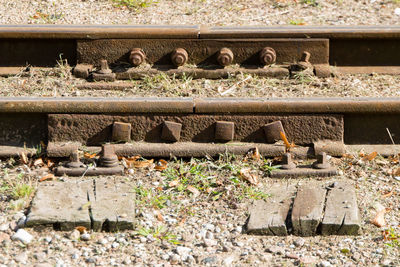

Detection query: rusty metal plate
xmin=77 ymin=38 xmax=329 ymax=66
xmin=47 ymin=114 xmax=343 ymax=146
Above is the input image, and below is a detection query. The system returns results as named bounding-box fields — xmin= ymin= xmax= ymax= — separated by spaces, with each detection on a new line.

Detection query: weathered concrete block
xmin=112 ymin=122 xmax=131 ymax=142
xmin=26 ymin=180 xmax=92 ymax=231
xmin=321 ymin=182 xmax=360 ymax=235
xmin=246 ymin=184 xmax=296 ymax=236
xmin=292 ymin=183 xmax=327 ymax=236
xmin=89 ymin=178 xmax=135 ymax=231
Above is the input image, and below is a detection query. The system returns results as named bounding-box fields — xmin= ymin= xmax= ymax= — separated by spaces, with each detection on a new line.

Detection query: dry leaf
xmin=169 ymin=180 xmax=179 ymax=187
xmin=393 ymin=167 xmax=400 ymax=176
xmin=240 ymin=168 xmax=259 ymax=186
xmin=362 ymin=151 xmax=377 ymax=161
xmin=33 ymin=158 xmax=44 ymax=167
xmin=280 ymin=131 xmax=295 ymax=152
xmin=187 ymin=185 xmax=200 ymax=196
xmin=372 ymin=209 xmax=387 ymax=227
xmin=19 ymin=152 xmax=28 ymax=164
xmin=75 ymin=226 xmax=87 ymax=234
xmin=246 ymin=147 xmax=261 ymax=161
xmin=39 ymin=173 xmax=55 ymax=182
xmin=382 ymin=190 xmax=394 ymax=198
xmin=156 ymin=211 xmax=165 ymax=222
xmin=155 ymin=159 xmax=168 ymax=171
xmin=84 ymin=152 xmax=97 ymax=159
xmin=125 ymin=156 xmax=154 ymax=168
xmin=47 ymin=159 xmax=55 ymax=168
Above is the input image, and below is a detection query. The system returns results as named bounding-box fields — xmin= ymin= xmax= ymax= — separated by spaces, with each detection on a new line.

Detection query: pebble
xmin=319 ymin=260 xmax=332 ymax=267
xmin=266 ymin=246 xmax=284 ymax=255
xmin=17 ymin=216 xmax=26 ymax=228
xmin=12 ymin=229 xmax=33 ymax=244
xmin=223 ymin=255 xmax=235 ymax=266
xmin=294 ymin=237 xmax=305 ymax=247
xmin=68 ymin=230 xmax=80 ymax=240
xmin=97 ymin=238 xmax=108 ymax=245
xmin=202 ymin=256 xmax=217 ymax=264
xmin=15 ymin=252 xmax=28 ymax=264
xmin=176 ymin=246 xmax=191 ymax=258
xmin=80 ymin=233 xmax=91 ymax=241
xmin=203 ymin=238 xmax=218 ymax=247
xmin=44 ymin=236 xmax=52 ymax=243
xmin=112 ymin=241 xmax=120 ymax=248
xmin=0 ymin=223 xmax=9 ymax=232
xmin=170 ymin=254 xmax=180 ymax=264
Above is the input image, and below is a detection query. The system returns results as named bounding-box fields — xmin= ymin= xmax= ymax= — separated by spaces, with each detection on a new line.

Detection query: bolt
xmin=300 ymin=51 xmax=311 ymax=63
xmin=171 ymin=48 xmax=188 ymax=67
xmin=99 ymin=144 xmax=119 ymax=168
xmin=97 ymin=59 xmax=112 ymax=74
xmin=66 ymin=151 xmax=85 ymax=168
xmin=129 ymin=48 xmax=146 ymax=67
xmin=312 ymin=152 xmax=331 ymax=169
xmin=280 ymin=153 xmax=296 ymax=170
xmin=259 ymin=47 xmax=276 ymax=65
xmin=217 ymin=48 xmax=234 ymax=66
xmin=215 ymin=121 xmax=235 ymax=141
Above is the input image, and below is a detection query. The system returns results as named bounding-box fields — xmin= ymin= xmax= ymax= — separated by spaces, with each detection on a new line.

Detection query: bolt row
xmin=128 ymin=47 xmax=277 ymax=67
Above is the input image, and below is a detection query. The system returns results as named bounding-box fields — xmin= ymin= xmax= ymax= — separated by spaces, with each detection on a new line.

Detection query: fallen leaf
xmin=19 ymin=152 xmax=28 ymax=164
xmin=169 ymin=180 xmax=179 ymax=187
xmin=280 ymin=131 xmax=295 ymax=152
xmin=46 ymin=159 xmax=55 ymax=168
xmin=246 ymin=147 xmax=261 ymax=161
xmin=382 ymin=190 xmax=394 ymax=198
xmin=84 ymin=152 xmax=97 ymax=159
xmin=156 ymin=211 xmax=165 ymax=222
xmin=187 ymin=185 xmax=200 ymax=197
xmin=39 ymin=173 xmax=55 ymax=182
xmin=372 ymin=208 xmax=390 ymax=228
xmin=240 ymin=168 xmax=259 ymax=186
xmin=154 ymin=159 xmax=168 ymax=171
xmin=33 ymin=158 xmax=44 ymax=167
xmin=126 ymin=156 xmax=154 ymax=168
xmin=393 ymin=168 xmax=400 ymax=176
xmin=362 ymin=151 xmax=377 ymax=161
xmin=75 ymin=226 xmax=87 ymax=234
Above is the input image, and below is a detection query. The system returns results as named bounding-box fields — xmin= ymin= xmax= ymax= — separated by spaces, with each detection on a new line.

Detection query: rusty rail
xmin=0 ymin=97 xmax=399 ymax=158
xmin=1 ymin=25 xmax=400 ymax=78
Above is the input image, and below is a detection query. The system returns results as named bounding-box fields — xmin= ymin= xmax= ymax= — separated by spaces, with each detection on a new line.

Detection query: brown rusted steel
xmin=77 ymin=38 xmax=328 ymax=66
xmin=0 ymin=25 xmax=200 ymax=39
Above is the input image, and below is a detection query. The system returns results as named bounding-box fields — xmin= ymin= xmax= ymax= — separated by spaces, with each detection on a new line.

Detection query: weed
xmin=134 ymin=185 xmax=171 ymax=209
xmin=30 ymin=10 xmax=63 ymax=24
xmin=261 ymin=159 xmax=281 ymax=174
xmin=0 ymin=172 xmax=36 ymax=210
xmin=135 ymin=225 xmax=180 ymax=244
xmin=302 ymin=0 xmax=318 ymax=6
xmin=112 ymin=0 xmax=155 ymax=11
xmin=384 ymin=227 xmax=400 ymax=248
xmin=289 ymin=19 xmax=305 ymax=25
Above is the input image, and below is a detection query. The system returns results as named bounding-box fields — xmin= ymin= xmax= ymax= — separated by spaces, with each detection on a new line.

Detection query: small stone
xmin=203 ymin=223 xmax=215 ymax=231
xmin=80 ymin=233 xmax=91 ymax=241
xmin=202 ymin=256 xmax=217 ymax=264
xmin=69 ymin=229 xmax=80 ymax=240
xmin=285 ymin=253 xmax=299 ymax=260
xmin=111 ymin=241 xmax=120 ymax=248
xmin=294 ymin=237 xmax=305 ymax=247
xmin=15 ymin=252 xmax=28 ymax=264
xmin=223 ymin=255 xmax=235 ymax=266
xmin=204 ymin=238 xmax=218 ymax=247
xmin=12 ymin=229 xmax=33 ymax=244
xmin=97 ymin=238 xmax=108 ymax=245
xmin=139 ymin=236 xmax=147 ymax=243
xmin=170 ymin=254 xmax=180 ymax=265
xmin=123 ymin=257 xmax=132 ymax=265
xmin=395 ymin=7 xmax=400 ymax=15
xmin=301 ymin=256 xmax=317 ymax=264
xmin=17 ymin=216 xmax=26 ymax=228
xmin=266 ymin=246 xmax=284 ymax=255
xmin=71 ymin=253 xmax=79 ymax=260
xmin=33 ymin=252 xmax=46 ymax=262
xmin=176 ymin=246 xmax=191 ymax=258
xmin=44 ymin=236 xmax=52 ymax=243
xmin=0 ymin=223 xmax=9 ymax=232
xmin=0 ymin=232 xmax=10 ymax=243
xmin=319 ymin=260 xmax=332 ymax=267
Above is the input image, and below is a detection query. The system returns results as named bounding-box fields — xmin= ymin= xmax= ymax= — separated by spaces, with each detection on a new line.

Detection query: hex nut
xmin=312 ymin=152 xmax=331 ymax=169
xmin=280 ymin=153 xmax=296 ymax=170
xmin=97 ymin=59 xmax=112 ymax=74
xmin=129 ymin=48 xmax=146 ymax=67
xmin=161 ymin=121 xmax=182 ymax=142
xmin=217 ymin=48 xmax=234 ymax=66
xmin=259 ymin=47 xmax=276 ymax=65
xmin=171 ymin=48 xmax=188 ymax=67
xmin=215 ymin=121 xmax=235 ymax=141
xmin=112 ymin=122 xmax=132 ymax=143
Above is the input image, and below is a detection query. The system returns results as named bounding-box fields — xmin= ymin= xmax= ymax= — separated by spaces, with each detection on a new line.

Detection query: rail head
xmin=1 ymin=97 xmax=400 ymax=114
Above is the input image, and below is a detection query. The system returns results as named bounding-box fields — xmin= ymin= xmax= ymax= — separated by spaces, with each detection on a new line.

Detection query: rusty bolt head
xmin=312 ymin=152 xmax=331 ymax=169
xmin=97 ymin=59 xmax=112 ymax=74
xmin=263 ymin=120 xmax=285 ymax=144
xmin=217 ymin=48 xmax=234 ymax=67
xmin=280 ymin=153 xmax=296 ymax=170
xmin=66 ymin=151 xmax=85 ymax=168
xmin=129 ymin=48 xmax=146 ymax=67
xmin=259 ymin=47 xmax=276 ymax=65
xmin=215 ymin=121 xmax=235 ymax=141
xmin=161 ymin=121 xmax=182 ymax=142
xmin=99 ymin=144 xmax=119 ymax=167
xmin=112 ymin=122 xmax=131 ymax=143
xmin=171 ymin=48 xmax=188 ymax=67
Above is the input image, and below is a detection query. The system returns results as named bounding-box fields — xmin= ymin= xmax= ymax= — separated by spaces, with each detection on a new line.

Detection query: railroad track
xmin=0 ymin=97 xmax=399 ymax=160
xmin=1 ymin=25 xmax=400 ymax=80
